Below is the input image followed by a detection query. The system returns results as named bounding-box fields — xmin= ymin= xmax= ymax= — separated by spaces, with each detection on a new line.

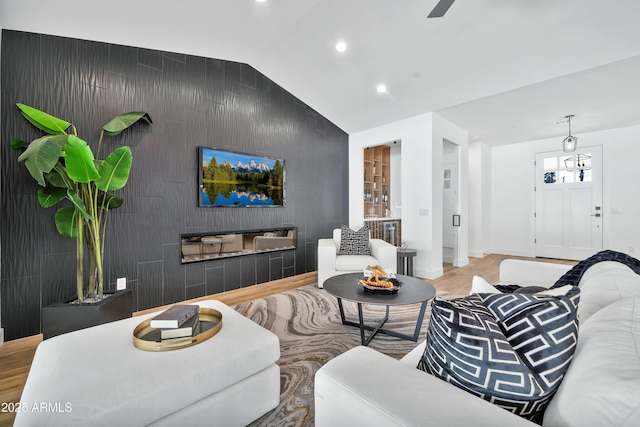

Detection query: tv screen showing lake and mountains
xmin=199 ymin=147 xmax=285 ymax=207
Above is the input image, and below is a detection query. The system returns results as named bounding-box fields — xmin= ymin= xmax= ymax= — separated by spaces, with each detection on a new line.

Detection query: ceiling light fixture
xmin=335 ymin=41 xmax=347 ymax=53
xmin=255 ymin=0 xmax=267 ymax=3
xmin=562 ymin=115 xmax=578 ymax=152
xmin=376 ymin=84 xmax=387 ymax=93
xmin=564 ymin=153 xmax=591 ymax=172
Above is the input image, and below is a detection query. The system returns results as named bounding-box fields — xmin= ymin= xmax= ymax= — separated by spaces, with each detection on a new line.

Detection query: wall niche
xmin=181 ymin=227 xmax=297 ymax=264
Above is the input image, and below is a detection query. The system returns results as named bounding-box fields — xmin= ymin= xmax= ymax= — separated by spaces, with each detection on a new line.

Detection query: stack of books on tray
xmin=143 ymin=304 xmax=200 ymax=341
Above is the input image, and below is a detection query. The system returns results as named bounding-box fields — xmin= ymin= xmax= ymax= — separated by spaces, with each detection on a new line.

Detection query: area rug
xmin=232 ymin=283 xmax=457 ymax=426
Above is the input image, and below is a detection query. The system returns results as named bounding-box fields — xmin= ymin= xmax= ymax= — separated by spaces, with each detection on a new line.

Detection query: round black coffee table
xmin=323 ymin=273 xmax=436 ymax=346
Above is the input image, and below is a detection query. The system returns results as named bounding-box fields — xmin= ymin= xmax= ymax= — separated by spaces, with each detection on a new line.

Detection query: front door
xmin=535 ymin=146 xmax=603 ymax=260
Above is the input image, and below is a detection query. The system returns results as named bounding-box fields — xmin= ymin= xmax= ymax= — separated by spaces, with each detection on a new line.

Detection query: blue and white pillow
xmin=418 ymin=287 xmax=580 ymax=423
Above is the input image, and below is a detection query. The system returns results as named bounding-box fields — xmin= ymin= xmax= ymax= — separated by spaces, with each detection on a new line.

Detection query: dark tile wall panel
xmin=270 ymin=256 xmax=284 ymax=281
xmin=223 ymin=258 xmax=242 ymax=292
xmin=2 ymin=276 xmax=41 ymax=338
xmin=136 ymin=261 xmax=164 ymax=311
xmin=256 ymin=254 xmax=271 ymax=284
xmin=205 ymin=264 xmax=225 ymax=295
xmin=283 ymin=251 xmax=296 ymax=279
xmin=163 ymin=244 xmax=185 ymax=305
xmin=41 ymin=251 xmax=77 ymax=306
xmin=185 ymin=283 xmax=206 ymax=301
xmin=240 ymin=256 xmax=257 ymax=288
xmin=1 ymin=30 xmax=348 ymax=340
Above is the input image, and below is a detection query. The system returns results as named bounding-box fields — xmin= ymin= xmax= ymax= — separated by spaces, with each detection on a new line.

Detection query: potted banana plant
xmin=11 ymin=103 xmax=152 ymax=338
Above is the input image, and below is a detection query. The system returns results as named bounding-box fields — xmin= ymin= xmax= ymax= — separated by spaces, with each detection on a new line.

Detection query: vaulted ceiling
xmin=1 ymin=0 xmax=639 ymax=145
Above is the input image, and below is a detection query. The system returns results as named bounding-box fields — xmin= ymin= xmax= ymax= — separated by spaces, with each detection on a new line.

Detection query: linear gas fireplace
xmin=180 ymin=227 xmax=297 ymax=264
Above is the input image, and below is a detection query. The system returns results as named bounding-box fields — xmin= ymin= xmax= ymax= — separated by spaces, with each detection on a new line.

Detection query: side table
xmin=397 ymin=249 xmax=417 ymax=276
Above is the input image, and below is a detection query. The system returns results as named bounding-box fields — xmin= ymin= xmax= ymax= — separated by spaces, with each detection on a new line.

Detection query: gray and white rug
xmin=233 ymin=283 xmax=455 ymax=426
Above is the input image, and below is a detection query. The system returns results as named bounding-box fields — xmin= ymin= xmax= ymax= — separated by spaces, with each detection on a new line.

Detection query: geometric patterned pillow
xmin=417 ymin=287 xmax=580 ymax=423
xmin=337 ymin=225 xmax=371 ymax=256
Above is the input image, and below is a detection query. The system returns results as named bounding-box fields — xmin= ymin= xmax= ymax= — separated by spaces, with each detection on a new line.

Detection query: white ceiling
xmin=1 ymin=0 xmax=640 ymax=145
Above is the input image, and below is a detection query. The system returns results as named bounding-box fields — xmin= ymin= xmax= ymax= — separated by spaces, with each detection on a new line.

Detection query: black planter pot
xmin=42 ymin=289 xmax=133 ymax=340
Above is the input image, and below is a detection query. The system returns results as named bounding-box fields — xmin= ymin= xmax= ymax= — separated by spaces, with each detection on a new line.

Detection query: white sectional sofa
xmin=315 ymin=258 xmax=640 ymax=426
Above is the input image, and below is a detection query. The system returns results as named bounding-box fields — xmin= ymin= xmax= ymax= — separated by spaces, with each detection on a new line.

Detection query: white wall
xmin=432 ymin=114 xmax=469 ymax=269
xmin=349 ymin=113 xmax=434 ymax=277
xmin=468 ymin=140 xmax=492 ymax=257
xmin=349 ymin=112 xmax=468 ymax=279
xmin=490 ymin=124 xmax=640 ymax=257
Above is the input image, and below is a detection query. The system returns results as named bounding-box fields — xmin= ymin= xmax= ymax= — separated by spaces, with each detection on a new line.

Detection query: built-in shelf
xmin=364 ymin=145 xmax=400 ymax=245
xmin=363 ymin=145 xmax=391 ymax=219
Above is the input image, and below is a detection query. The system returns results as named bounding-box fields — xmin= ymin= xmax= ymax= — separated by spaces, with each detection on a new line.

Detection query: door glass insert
xmin=443 ymin=169 xmax=452 ymax=189
xmin=543 ymin=153 xmax=592 ymax=184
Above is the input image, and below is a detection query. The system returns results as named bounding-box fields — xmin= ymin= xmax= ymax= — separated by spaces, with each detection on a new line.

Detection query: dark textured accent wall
xmin=0 ymin=30 xmax=349 ymax=340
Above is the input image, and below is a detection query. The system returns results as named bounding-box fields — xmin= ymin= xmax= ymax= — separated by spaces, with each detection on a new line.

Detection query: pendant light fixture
xmin=564 ymin=153 xmax=591 ymax=172
xmin=562 ymin=115 xmax=577 ymax=152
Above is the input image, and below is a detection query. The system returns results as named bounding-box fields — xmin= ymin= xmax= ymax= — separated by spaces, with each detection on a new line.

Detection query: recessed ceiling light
xmin=376 ymin=84 xmax=387 ymax=93
xmin=255 ymin=0 xmax=267 ymax=3
xmin=335 ymin=41 xmax=347 ymax=53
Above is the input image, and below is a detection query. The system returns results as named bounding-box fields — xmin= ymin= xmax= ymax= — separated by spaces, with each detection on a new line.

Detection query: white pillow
xmin=470 ymin=277 xmax=574 ymax=297
xmin=470 ymin=275 xmax=501 ymax=294
xmin=537 ymin=284 xmax=576 ymax=297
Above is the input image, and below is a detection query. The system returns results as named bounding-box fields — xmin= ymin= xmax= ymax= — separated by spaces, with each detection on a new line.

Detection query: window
xmin=543 ymin=153 xmax=592 ymax=184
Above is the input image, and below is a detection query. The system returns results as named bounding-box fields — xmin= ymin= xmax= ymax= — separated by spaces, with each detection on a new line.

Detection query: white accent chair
xmin=317 ymin=228 xmax=397 ymax=288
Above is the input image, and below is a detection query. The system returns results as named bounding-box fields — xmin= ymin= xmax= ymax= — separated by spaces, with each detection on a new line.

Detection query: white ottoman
xmin=15 ymin=300 xmax=280 ymax=426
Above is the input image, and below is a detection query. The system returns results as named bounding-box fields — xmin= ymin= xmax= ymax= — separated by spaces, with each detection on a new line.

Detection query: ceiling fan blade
xmin=428 ymin=0 xmax=456 ymax=18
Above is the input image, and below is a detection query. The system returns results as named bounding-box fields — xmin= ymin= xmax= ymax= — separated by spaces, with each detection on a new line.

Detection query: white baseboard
xmin=416 ymin=266 xmax=444 ymax=280
xmin=491 ymin=248 xmax=535 ymax=258
xmin=469 ymin=250 xmax=488 ymax=258
xmin=0 ymin=328 xmax=4 ymax=348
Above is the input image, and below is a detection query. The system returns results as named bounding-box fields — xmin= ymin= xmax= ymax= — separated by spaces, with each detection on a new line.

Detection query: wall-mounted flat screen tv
xmin=198 ymin=147 xmax=285 ymax=207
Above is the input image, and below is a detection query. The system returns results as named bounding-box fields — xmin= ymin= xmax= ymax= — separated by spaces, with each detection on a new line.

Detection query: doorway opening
xmin=443 ymin=140 xmax=460 ymax=266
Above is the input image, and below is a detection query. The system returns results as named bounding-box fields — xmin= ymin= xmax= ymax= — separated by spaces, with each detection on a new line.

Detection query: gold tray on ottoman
xmin=133 ymin=307 xmax=223 ymax=352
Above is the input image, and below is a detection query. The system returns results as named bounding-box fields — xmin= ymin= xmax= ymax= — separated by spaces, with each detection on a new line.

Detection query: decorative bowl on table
xmin=359 ymin=265 xmax=403 ymax=294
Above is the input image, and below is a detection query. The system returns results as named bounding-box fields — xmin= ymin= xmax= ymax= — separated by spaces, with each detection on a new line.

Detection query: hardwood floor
xmin=0 ymin=255 xmax=573 ymax=426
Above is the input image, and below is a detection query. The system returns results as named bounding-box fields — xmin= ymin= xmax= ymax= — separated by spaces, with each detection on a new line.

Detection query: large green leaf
xmin=64 ymin=135 xmax=100 ymax=183
xmin=55 ymin=206 xmax=77 ymax=239
xmin=11 ymin=138 xmax=28 ymax=152
xmin=102 ymin=112 xmax=152 ymax=136
xmin=95 ymin=146 xmax=132 ymax=191
xmin=45 ymin=165 xmax=73 ymax=189
xmin=17 ymin=135 xmax=67 ymax=186
xmin=37 ymin=187 xmax=67 ymax=208
xmin=98 ymin=193 xmax=124 ymax=210
xmin=66 ymin=189 xmax=92 ymax=222
xmin=16 ymin=103 xmax=71 ymax=135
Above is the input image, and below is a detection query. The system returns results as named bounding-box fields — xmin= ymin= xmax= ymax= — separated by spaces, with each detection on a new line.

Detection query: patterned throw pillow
xmin=417 ymin=287 xmax=580 ymax=423
xmin=337 ymin=225 xmax=371 ymax=256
